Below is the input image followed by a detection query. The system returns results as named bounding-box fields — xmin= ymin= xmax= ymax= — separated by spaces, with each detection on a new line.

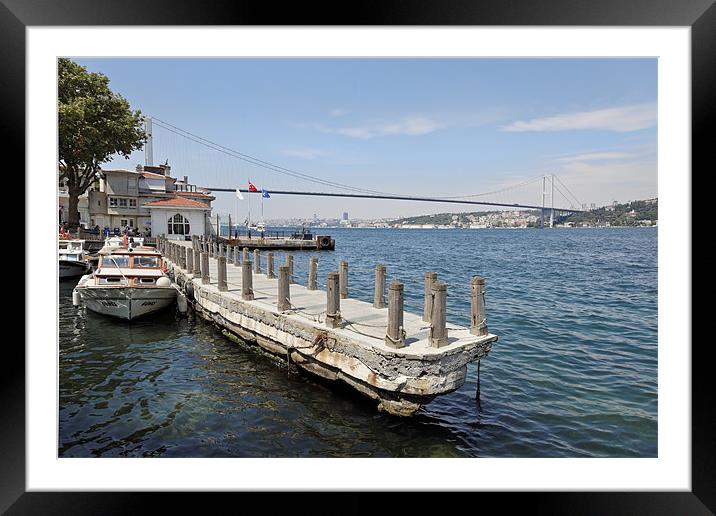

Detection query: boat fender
xmin=156 ymin=276 xmax=172 ymax=287
xmin=72 ymin=290 xmax=81 ymax=307
xmin=177 ymin=293 xmax=188 ymax=314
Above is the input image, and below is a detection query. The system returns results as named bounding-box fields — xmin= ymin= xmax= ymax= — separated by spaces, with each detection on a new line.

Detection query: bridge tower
xmin=144 ymin=116 xmax=153 ymax=167
xmin=541 ymin=174 xmax=555 ymax=228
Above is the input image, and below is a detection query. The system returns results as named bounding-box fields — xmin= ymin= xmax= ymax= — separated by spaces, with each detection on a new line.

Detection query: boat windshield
xmin=101 ymin=255 xmax=130 ymax=268
xmin=134 ymin=256 xmax=161 ymax=268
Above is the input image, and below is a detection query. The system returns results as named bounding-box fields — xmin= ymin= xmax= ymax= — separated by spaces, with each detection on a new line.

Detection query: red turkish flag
xmin=248 ymin=182 xmax=258 ymax=192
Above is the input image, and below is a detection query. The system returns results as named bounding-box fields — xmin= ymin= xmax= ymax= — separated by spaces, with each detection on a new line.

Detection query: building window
xmin=109 ymin=197 xmax=118 ymax=207
xmin=120 ymin=219 xmax=128 ymax=227
xmin=129 ymin=199 xmax=137 ymax=207
xmin=168 ymin=213 xmax=190 ymax=235
xmin=118 ymin=198 xmax=128 ymax=207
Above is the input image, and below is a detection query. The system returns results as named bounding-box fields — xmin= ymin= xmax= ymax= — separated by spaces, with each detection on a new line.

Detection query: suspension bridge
xmin=144 ymin=117 xmax=586 ymax=227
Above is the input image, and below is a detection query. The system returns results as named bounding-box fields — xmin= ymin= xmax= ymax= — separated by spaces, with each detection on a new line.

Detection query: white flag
xmin=236 ymin=188 xmax=244 ymax=200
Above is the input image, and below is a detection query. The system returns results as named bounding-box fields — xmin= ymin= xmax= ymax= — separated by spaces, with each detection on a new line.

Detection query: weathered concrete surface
xmin=167 ymin=240 xmax=498 ymax=416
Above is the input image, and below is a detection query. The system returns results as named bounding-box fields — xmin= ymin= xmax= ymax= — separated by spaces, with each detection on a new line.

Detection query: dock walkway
xmin=164 ymin=237 xmax=497 ymax=416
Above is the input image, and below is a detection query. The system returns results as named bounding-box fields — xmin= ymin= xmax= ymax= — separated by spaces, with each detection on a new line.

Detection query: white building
xmin=84 ymin=163 xmax=214 ymax=238
xmin=144 ymin=197 xmax=212 ymax=240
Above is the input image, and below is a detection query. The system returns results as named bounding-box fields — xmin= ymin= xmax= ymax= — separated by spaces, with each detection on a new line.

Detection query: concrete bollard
xmin=277 ymin=265 xmax=291 ymax=311
xmin=285 ymin=254 xmax=294 ymax=284
xmin=423 ymin=272 xmax=438 ymax=323
xmin=201 ymin=252 xmax=210 ymax=284
xmin=385 ymin=280 xmax=405 ymax=348
xmin=233 ymin=245 xmax=240 ymax=267
xmin=267 ymin=252 xmax=275 ymax=279
xmin=193 ymin=249 xmax=201 ymax=276
xmin=470 ymin=276 xmax=488 ymax=336
xmin=253 ymin=249 xmax=261 ymax=273
xmin=325 ymin=272 xmax=341 ymax=328
xmin=308 ymin=257 xmax=318 ymax=290
xmin=373 ymin=264 xmax=386 ymax=308
xmin=339 ymin=260 xmax=348 ymax=299
xmin=429 ymin=281 xmax=448 ymax=348
xmin=243 ymin=247 xmax=249 ymax=263
xmin=217 ymin=256 xmax=228 ymax=291
xmin=242 ymin=260 xmax=254 ymax=300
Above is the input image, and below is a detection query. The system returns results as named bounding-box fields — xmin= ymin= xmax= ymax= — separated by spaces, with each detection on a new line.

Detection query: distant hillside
xmin=565 ymin=199 xmax=657 ymax=226
xmin=394 ymin=210 xmax=537 ymax=226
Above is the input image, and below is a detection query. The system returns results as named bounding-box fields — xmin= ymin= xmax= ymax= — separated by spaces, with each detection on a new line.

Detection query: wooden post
xmin=179 ymin=245 xmax=186 ymax=269
xmin=308 ymin=257 xmax=318 ymax=290
xmin=219 ymin=243 xmax=225 ymax=259
xmin=339 ymin=260 xmax=348 ymax=299
xmin=201 ymin=252 xmax=210 ymax=284
xmin=242 ymin=260 xmax=254 ymax=300
xmin=277 ymin=265 xmax=290 ymax=311
xmin=325 ymin=272 xmax=341 ymax=328
xmin=470 ymin=276 xmax=488 ymax=336
xmin=253 ymin=249 xmax=261 ymax=273
xmin=192 ymin=249 xmax=201 ymax=276
xmin=385 ymin=280 xmax=405 ymax=348
xmin=373 ymin=264 xmax=386 ymax=308
xmin=267 ymin=252 xmax=275 ymax=278
xmin=233 ymin=245 xmax=240 ymax=267
xmin=217 ymin=256 xmax=228 ymax=291
xmin=243 ymin=247 xmax=249 ymax=263
xmin=429 ymin=281 xmax=448 ymax=348
xmin=423 ymin=272 xmax=437 ymax=322
xmin=285 ymin=254 xmax=294 ymax=284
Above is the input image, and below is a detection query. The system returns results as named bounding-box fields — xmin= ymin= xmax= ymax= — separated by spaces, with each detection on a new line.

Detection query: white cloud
xmin=501 ymin=103 xmax=657 ymax=133
xmin=329 ymin=108 xmax=348 ymax=117
xmin=555 ymin=151 xmax=634 ymax=163
xmin=280 ymin=147 xmax=327 ymax=159
xmin=320 ymin=116 xmax=444 ymax=139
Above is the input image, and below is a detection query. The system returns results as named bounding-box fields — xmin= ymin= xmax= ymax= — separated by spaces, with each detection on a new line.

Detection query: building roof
xmin=143 ymin=197 xmax=211 ymax=209
xmin=141 ymin=171 xmax=167 ymax=178
xmin=175 ymin=191 xmax=213 ymax=198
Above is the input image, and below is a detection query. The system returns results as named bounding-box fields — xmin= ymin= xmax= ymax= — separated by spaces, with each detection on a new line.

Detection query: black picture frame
xmin=5 ymin=0 xmax=709 ymax=513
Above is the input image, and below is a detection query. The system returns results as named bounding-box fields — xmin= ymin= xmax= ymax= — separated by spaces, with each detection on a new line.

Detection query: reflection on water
xmin=59 ymin=228 xmax=657 ymax=457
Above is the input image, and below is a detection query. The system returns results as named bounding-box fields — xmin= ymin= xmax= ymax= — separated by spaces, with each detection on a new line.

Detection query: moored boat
xmin=73 ymin=239 xmax=176 ymax=320
xmin=59 ymin=239 xmax=92 ymax=279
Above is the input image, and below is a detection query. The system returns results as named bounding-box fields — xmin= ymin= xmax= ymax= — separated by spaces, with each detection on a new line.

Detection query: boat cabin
xmin=94 ymin=246 xmax=166 ymax=286
xmin=59 ymin=240 xmax=86 ymax=262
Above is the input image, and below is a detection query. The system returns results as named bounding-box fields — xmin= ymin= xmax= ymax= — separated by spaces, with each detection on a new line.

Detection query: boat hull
xmin=59 ymin=260 xmax=92 ymax=279
xmin=76 ymin=285 xmax=176 ymax=320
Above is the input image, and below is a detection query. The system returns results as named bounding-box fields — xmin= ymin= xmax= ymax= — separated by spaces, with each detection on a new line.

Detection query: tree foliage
xmin=58 ymin=58 xmax=147 ymax=227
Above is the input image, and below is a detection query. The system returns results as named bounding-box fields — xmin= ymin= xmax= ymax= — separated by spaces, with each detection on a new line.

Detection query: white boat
xmin=73 ymin=240 xmax=176 ymax=320
xmin=59 ymin=239 xmax=92 ymax=279
xmin=104 ymin=235 xmax=144 ymax=248
xmin=248 ymin=222 xmax=266 ymax=233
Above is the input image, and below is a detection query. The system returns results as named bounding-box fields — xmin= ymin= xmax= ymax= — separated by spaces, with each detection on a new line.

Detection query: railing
xmin=222 ymin=228 xmax=315 ymax=240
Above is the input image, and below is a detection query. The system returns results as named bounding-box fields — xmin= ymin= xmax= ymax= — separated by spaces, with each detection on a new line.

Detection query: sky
xmin=74 ymin=58 xmax=658 ymax=220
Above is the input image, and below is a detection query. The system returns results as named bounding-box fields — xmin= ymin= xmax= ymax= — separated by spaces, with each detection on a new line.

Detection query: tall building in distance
xmin=342 ymin=211 xmax=349 ymax=221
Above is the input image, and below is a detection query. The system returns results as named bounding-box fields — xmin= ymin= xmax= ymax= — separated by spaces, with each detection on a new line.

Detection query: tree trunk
xmin=67 ymin=186 xmax=81 ymax=230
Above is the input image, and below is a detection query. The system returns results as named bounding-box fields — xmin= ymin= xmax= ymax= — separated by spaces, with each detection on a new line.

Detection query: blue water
xmin=59 ymin=227 xmax=657 ymax=457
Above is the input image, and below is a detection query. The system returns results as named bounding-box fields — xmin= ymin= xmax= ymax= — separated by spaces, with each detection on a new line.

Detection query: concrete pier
xmin=166 ymin=240 xmax=498 ymax=417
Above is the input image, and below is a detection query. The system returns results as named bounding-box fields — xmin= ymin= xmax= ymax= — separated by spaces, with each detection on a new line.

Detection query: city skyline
xmin=76 ymin=58 xmax=658 ymax=219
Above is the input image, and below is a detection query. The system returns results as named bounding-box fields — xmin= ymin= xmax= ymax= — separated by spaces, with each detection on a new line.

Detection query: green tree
xmin=58 ymin=58 xmax=147 ymax=229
